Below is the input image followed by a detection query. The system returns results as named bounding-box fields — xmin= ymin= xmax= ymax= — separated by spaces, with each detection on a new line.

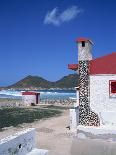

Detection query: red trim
xmin=109 ymin=80 xmax=116 ymax=97
xmin=111 ymin=81 xmax=116 ymax=93
xmin=109 ymin=80 xmax=110 ymax=97
xmin=22 ymin=92 xmax=40 ymax=95
xmin=76 ymin=38 xmax=93 ymax=44
xmin=68 ymin=64 xmax=78 ymax=71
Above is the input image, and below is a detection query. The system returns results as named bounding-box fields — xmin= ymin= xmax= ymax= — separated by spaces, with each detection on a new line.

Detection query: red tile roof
xmin=22 ymin=92 xmax=40 ymax=95
xmin=68 ymin=52 xmax=116 ymax=74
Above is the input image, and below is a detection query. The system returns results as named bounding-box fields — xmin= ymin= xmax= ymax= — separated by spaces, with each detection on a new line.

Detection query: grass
xmin=0 ymin=107 xmax=62 ymax=130
xmin=44 ymin=105 xmax=71 ymax=110
xmin=0 ymin=98 xmax=21 ymax=102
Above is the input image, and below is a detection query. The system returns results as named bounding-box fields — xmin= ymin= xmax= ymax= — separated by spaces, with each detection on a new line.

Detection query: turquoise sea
xmin=0 ymin=90 xmax=76 ymax=100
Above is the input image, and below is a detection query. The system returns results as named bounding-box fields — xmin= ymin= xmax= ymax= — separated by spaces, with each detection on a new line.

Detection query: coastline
xmin=0 ymin=86 xmax=76 ymax=91
xmin=0 ymin=98 xmax=76 ymax=107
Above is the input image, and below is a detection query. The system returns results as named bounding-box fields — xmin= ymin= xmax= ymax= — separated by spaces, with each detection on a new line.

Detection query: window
xmin=111 ymin=81 xmax=116 ymax=93
xmin=82 ymin=41 xmax=85 ymax=47
xmin=109 ymin=80 xmax=116 ymax=97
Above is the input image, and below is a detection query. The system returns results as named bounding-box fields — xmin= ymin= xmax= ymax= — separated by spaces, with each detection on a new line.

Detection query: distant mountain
xmin=55 ymin=74 xmax=79 ymax=88
xmin=7 ymin=74 xmax=79 ymax=89
xmin=8 ymin=75 xmax=53 ymax=89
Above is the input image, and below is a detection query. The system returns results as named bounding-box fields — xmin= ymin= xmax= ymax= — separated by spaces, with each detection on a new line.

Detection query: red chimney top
xmin=76 ymin=37 xmax=93 ymax=44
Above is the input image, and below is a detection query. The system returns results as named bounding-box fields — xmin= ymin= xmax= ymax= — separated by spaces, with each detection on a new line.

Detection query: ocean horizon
xmin=0 ymin=89 xmax=77 ymax=100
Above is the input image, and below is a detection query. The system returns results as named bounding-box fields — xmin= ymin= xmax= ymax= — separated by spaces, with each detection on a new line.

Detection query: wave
xmin=0 ymin=90 xmax=77 ymax=100
xmin=0 ymin=90 xmax=22 ymax=97
xmin=69 ymin=97 xmax=77 ymax=100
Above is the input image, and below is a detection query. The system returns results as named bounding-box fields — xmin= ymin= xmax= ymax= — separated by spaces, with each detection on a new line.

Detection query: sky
xmin=0 ymin=0 xmax=116 ymax=86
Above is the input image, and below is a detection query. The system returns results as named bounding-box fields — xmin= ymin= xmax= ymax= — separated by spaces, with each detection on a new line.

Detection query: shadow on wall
xmin=70 ymin=138 xmax=116 ymax=155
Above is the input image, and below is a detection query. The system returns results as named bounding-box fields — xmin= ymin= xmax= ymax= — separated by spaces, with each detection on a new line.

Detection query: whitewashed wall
xmin=22 ymin=95 xmax=36 ymax=106
xmin=90 ymin=75 xmax=116 ymax=113
xmin=0 ymin=128 xmax=35 ymax=155
xmin=70 ymin=107 xmax=79 ymax=130
xmin=78 ymin=42 xmax=92 ymax=61
xmin=76 ymin=91 xmax=79 ymax=106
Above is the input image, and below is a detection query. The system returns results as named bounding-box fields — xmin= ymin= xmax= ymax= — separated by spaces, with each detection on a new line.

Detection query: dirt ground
xmin=0 ymin=109 xmax=116 ymax=155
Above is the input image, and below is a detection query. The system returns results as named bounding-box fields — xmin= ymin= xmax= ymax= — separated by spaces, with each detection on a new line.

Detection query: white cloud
xmin=44 ymin=6 xmax=83 ymax=26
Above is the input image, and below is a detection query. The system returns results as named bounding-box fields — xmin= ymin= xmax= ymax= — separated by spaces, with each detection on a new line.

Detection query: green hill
xmin=55 ymin=74 xmax=79 ymax=88
xmin=7 ymin=74 xmax=79 ymax=89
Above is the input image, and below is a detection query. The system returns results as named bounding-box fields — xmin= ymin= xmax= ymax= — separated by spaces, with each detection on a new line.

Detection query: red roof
xmin=22 ymin=92 xmax=40 ymax=95
xmin=68 ymin=52 xmax=116 ymax=74
xmin=76 ymin=38 xmax=93 ymax=44
xmin=68 ymin=64 xmax=78 ymax=71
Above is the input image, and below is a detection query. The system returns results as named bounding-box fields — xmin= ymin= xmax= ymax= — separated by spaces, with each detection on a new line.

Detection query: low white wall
xmin=99 ymin=111 xmax=116 ymax=126
xmin=90 ymin=75 xmax=116 ymax=113
xmin=0 ymin=128 xmax=35 ymax=155
xmin=22 ymin=95 xmax=36 ymax=106
xmin=76 ymin=91 xmax=79 ymax=106
xmin=70 ymin=107 xmax=79 ymax=130
xmin=0 ymin=102 xmax=18 ymax=107
xmin=27 ymin=148 xmax=48 ymax=155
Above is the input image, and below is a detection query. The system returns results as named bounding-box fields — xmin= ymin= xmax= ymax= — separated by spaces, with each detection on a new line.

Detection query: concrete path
xmin=33 ymin=110 xmax=116 ymax=155
xmin=71 ymin=138 xmax=116 ymax=155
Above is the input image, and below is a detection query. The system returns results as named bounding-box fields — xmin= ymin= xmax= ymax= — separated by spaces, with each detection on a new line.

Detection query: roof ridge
xmin=91 ymin=52 xmax=116 ymax=62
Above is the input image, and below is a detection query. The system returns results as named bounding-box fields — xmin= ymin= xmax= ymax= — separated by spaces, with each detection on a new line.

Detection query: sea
xmin=0 ymin=89 xmax=77 ymax=100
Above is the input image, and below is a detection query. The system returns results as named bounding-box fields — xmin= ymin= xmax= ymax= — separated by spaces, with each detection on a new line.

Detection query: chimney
xmin=76 ymin=37 xmax=100 ymax=126
xmin=76 ymin=38 xmax=93 ymax=61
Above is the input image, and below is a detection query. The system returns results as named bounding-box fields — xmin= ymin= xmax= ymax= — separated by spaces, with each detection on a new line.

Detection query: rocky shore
xmin=0 ymin=98 xmax=76 ymax=107
xmin=40 ymin=99 xmax=76 ymax=106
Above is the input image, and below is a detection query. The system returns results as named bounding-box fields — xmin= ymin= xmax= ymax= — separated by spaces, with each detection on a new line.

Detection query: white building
xmin=22 ymin=91 xmax=40 ymax=106
xmin=68 ymin=38 xmax=116 ymax=126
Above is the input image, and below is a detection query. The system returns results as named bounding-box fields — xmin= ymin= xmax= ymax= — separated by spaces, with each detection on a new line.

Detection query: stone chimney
xmin=76 ymin=38 xmax=100 ymax=126
xmin=77 ymin=38 xmax=93 ymax=61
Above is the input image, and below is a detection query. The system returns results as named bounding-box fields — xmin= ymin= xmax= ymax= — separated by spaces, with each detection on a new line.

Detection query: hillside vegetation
xmin=7 ymin=74 xmax=79 ymax=89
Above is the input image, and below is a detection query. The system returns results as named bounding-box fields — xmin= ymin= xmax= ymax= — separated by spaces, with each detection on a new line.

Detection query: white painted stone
xmin=74 ymin=87 xmax=79 ymax=107
xmin=0 ymin=102 xmax=17 ymax=107
xmin=78 ymin=41 xmax=92 ymax=61
xmin=22 ymin=95 xmax=37 ymax=106
xmin=77 ymin=125 xmax=116 ymax=136
xmin=27 ymin=148 xmax=48 ymax=155
xmin=70 ymin=107 xmax=79 ymax=130
xmin=90 ymin=75 xmax=116 ymax=124
xmin=77 ymin=133 xmax=87 ymax=139
xmin=76 ymin=91 xmax=79 ymax=107
xmin=73 ymin=102 xmax=78 ymax=108
xmin=99 ymin=111 xmax=116 ymax=126
xmin=0 ymin=128 xmax=35 ymax=155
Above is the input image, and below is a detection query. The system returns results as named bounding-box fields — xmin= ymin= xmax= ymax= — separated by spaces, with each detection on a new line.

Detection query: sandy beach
xmin=0 ymin=106 xmax=116 ymax=155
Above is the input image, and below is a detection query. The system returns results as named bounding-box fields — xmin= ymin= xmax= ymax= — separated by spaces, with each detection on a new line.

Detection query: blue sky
xmin=0 ymin=0 xmax=115 ymax=86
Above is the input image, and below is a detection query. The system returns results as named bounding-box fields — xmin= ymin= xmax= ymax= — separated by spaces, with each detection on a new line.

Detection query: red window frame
xmin=109 ymin=80 xmax=116 ymax=96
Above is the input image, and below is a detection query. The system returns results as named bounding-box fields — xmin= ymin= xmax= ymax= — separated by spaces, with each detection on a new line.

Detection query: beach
xmin=0 ymin=103 xmax=116 ymax=155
